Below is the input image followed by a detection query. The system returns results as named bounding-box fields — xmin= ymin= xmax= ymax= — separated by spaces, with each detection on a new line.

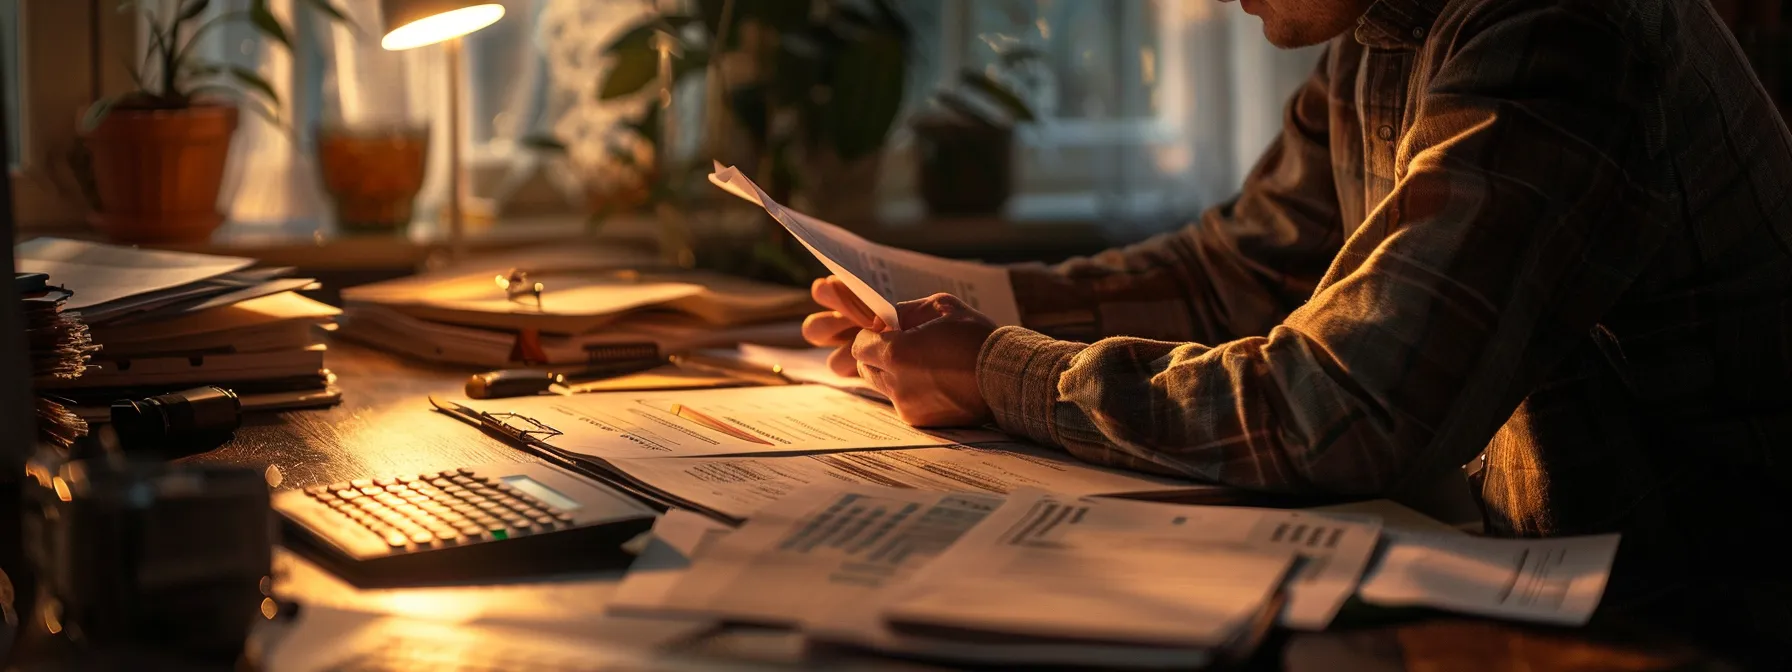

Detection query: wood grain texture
xmin=179 ymin=342 xmax=537 ymax=490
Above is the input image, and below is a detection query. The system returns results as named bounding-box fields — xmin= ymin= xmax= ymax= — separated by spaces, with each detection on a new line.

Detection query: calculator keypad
xmin=304 ymin=469 xmax=576 ymax=551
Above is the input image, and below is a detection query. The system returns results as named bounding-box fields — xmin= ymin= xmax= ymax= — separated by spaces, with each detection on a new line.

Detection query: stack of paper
xmin=16 ymin=272 xmax=98 ymax=447
xmin=338 ymin=258 xmax=816 ymax=368
xmin=435 ymin=384 xmax=1216 ymax=522
xmin=18 ymin=238 xmax=341 ymax=417
xmin=607 ymin=483 xmax=1625 ymax=668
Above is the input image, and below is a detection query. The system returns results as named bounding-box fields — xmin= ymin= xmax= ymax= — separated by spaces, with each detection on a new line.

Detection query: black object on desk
xmin=463 ymin=359 xmax=664 ymax=399
xmin=464 ymin=352 xmax=793 ymax=399
xmin=274 ymin=462 xmax=656 ymax=586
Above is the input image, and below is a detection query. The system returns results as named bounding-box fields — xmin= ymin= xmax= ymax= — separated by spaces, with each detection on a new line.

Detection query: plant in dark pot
xmin=912 ymin=55 xmax=1040 ymax=218
xmin=585 ymin=0 xmax=909 ymax=287
xmin=80 ymin=0 xmax=350 ymax=244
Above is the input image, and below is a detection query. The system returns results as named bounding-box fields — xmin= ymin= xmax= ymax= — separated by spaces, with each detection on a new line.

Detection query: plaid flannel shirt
xmin=979 ymin=0 xmax=1792 ymax=580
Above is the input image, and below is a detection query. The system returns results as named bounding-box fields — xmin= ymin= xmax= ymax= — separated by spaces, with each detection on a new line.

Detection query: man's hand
xmin=852 ymin=294 xmax=998 ymax=427
xmin=801 ymin=276 xmax=881 ymax=377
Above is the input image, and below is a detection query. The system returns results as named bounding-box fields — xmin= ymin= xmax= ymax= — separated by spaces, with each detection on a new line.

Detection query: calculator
xmin=274 ymin=462 xmax=657 ymax=583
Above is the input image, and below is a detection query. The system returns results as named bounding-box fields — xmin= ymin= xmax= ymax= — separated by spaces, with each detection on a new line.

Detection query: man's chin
xmin=1261 ymin=19 xmax=1345 ymax=48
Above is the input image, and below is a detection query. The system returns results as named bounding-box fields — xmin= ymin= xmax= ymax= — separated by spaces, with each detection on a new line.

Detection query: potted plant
xmin=80 ymin=0 xmax=350 ymax=244
xmin=911 ymin=57 xmax=1040 ymax=218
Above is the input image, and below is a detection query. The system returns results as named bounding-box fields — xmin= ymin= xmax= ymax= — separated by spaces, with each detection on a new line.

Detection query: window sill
xmin=20 ymin=193 xmax=1140 ymax=271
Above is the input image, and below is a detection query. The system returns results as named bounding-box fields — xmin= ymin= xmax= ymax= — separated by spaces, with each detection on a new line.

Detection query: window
xmin=5 ymin=0 xmax=114 ymax=230
xmin=71 ymin=0 xmax=1317 ymax=246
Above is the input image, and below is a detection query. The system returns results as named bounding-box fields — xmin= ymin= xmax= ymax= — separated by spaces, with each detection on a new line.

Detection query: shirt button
xmin=1376 ymin=125 xmax=1396 ymax=142
xmin=1412 ymin=27 xmax=1427 ymax=39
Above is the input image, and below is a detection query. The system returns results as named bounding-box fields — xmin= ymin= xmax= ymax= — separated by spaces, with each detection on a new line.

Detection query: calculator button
xmin=375 ymin=477 xmax=398 ymax=487
xmin=350 ymin=479 xmax=373 ymax=488
xmin=380 ymin=484 xmax=404 ymax=493
xmin=457 ymin=467 xmax=478 ymax=476
xmin=313 ymin=492 xmax=337 ymax=503
xmin=429 ymin=478 xmax=454 ymax=488
xmin=305 ymin=485 xmax=328 ymax=495
xmin=359 ymin=486 xmax=384 ymax=496
xmin=384 ymin=532 xmax=410 ymax=548
xmin=530 ymin=515 xmax=556 ymax=527
xmin=406 ymin=530 xmax=436 ymax=544
xmin=397 ymin=474 xmax=422 ymax=483
xmin=335 ymin=489 xmax=360 ymax=500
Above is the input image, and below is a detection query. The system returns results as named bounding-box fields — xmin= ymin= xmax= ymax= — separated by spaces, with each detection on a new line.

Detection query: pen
xmin=667 ymin=352 xmax=793 ymax=387
xmin=464 ymin=359 xmax=663 ymax=399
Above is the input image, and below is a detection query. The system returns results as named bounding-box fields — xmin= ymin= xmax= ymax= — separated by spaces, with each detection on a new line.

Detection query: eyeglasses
xmin=494 ymin=269 xmax=544 ymax=310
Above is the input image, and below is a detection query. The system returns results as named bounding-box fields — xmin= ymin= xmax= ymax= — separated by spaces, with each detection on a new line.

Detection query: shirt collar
xmin=1354 ymin=0 xmax=1445 ymax=49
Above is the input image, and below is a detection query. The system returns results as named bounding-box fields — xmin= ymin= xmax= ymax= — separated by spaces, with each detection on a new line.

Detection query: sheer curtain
xmin=195 ymin=0 xmax=1319 ymax=236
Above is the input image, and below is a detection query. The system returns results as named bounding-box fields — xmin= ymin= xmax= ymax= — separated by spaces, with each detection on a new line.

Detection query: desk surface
xmin=180 ymin=343 xmax=1724 ymax=672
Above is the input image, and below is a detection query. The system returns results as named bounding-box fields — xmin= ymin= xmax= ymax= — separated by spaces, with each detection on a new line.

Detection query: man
xmin=805 ymin=0 xmax=1792 ymax=662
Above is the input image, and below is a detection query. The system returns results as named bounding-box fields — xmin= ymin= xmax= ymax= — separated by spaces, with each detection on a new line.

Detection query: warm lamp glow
xmin=381 ymin=4 xmax=504 ymax=50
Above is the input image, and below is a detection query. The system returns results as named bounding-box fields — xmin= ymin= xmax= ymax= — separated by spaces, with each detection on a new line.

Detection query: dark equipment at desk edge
xmin=109 ymin=386 xmax=242 ymax=458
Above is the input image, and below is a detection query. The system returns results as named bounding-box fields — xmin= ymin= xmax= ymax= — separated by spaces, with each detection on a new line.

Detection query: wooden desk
xmin=179 ymin=343 xmax=1725 ymax=672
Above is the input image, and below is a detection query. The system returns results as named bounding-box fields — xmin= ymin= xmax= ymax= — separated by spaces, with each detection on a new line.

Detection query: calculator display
xmin=501 ymin=475 xmax=581 ymax=511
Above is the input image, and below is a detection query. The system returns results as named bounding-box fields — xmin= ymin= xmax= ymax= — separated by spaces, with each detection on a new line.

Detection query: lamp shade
xmin=381 ymin=0 xmax=505 ymax=51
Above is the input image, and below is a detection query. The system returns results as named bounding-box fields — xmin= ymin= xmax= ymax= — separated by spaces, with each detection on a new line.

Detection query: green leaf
xmin=959 ymin=71 xmax=1036 ymax=123
xmin=520 ymin=133 xmax=568 ymax=153
xmin=176 ymin=0 xmax=210 ymax=23
xmin=867 ymin=0 xmax=912 ymax=41
xmin=997 ymin=46 xmax=1046 ymax=69
xmin=226 ymin=66 xmax=281 ymax=106
xmin=250 ymin=4 xmax=293 ymax=52
xmin=598 ymin=48 xmax=660 ymax=100
xmin=80 ymin=95 xmax=126 ymax=133
xmin=187 ymin=85 xmax=287 ymax=133
xmin=819 ymin=34 xmax=908 ymax=160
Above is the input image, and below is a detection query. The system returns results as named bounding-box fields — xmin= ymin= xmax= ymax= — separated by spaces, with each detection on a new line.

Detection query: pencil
xmin=669 ymin=403 xmax=774 ymax=445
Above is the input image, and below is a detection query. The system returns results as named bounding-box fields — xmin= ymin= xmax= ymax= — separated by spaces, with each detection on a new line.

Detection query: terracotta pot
xmin=84 ymin=105 xmax=239 ymax=243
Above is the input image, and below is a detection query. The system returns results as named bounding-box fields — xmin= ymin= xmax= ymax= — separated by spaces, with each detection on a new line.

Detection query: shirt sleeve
xmin=1010 ymin=47 xmax=1344 ymax=345
xmin=980 ymin=1 xmax=1672 ymax=495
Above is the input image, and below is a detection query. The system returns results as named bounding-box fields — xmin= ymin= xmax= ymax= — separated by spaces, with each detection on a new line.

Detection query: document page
xmin=817 ymin=488 xmax=1379 ymax=638
xmin=710 ymin=163 xmax=1022 ymax=329
xmin=462 ymin=384 xmax=1003 ymax=459
xmin=1357 ymin=531 xmax=1619 ymax=625
xmin=735 ymin=344 xmax=885 ymax=401
xmin=879 ymin=496 xmax=1295 ymax=648
xmin=17 ymin=237 xmax=255 ymax=310
xmin=611 ymin=486 xmax=1004 ymax=626
xmin=611 ymin=510 xmax=734 ymax=615
xmin=604 ymin=441 xmax=1216 ymax=520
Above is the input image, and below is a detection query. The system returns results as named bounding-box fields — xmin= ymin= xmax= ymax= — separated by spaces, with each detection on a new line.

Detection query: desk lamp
xmin=380 ymin=0 xmax=506 ymax=255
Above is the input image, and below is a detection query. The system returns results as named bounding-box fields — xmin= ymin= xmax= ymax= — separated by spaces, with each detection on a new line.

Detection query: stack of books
xmin=16 ymin=238 xmax=343 ymax=419
xmin=337 ymin=249 xmax=816 ymax=368
xmin=16 ymin=272 xmax=97 ymax=447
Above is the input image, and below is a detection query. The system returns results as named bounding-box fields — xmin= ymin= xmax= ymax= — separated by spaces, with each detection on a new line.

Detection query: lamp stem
xmin=446 ymin=36 xmax=466 ymax=259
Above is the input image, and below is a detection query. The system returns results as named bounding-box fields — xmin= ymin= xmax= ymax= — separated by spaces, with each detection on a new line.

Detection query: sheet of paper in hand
xmin=708 ymin=163 xmax=1023 ymax=329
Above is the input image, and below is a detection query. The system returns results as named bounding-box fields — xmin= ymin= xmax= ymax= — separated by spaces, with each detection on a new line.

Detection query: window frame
xmin=878 ymin=0 xmax=1191 ymax=222
xmin=10 ymin=0 xmax=96 ymax=231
